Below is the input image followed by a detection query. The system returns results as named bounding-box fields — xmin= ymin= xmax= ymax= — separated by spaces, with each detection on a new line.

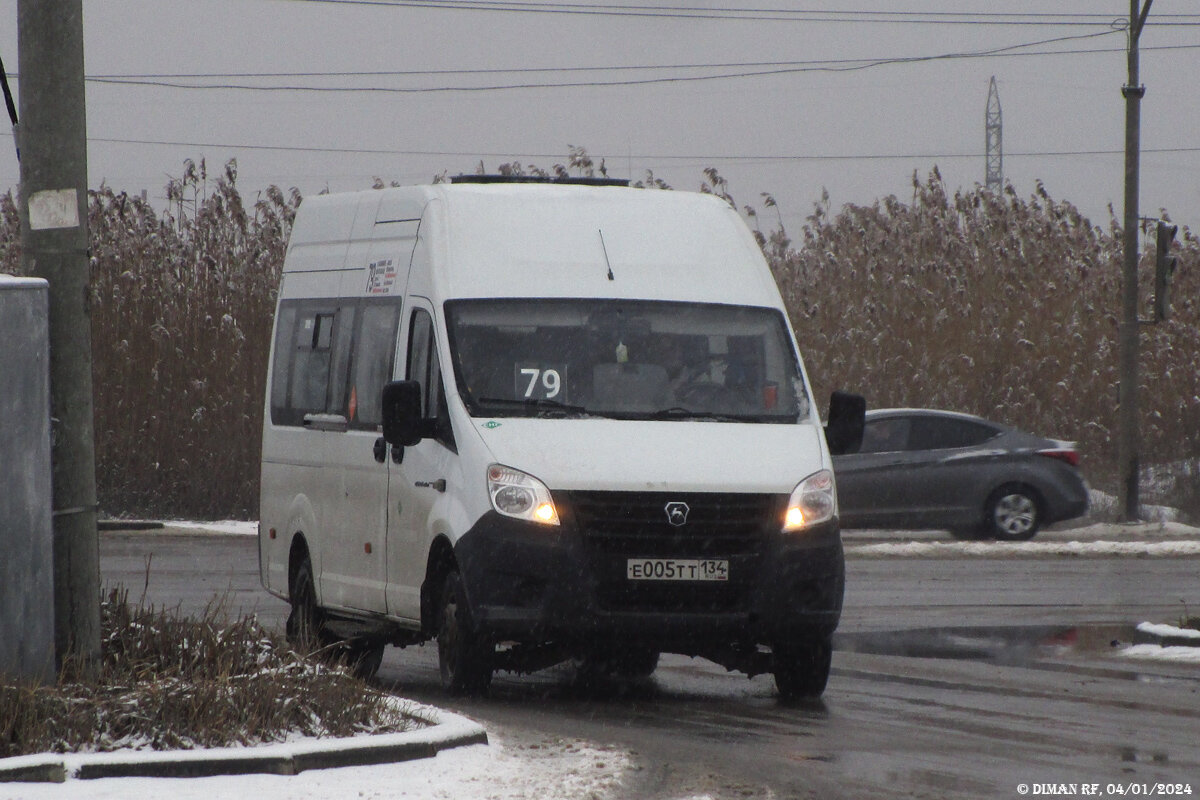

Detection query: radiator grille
xmin=559 ymin=491 xmax=783 ymax=613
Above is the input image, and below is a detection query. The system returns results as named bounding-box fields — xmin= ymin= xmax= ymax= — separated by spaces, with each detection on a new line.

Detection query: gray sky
xmin=2 ymin=1 xmax=1198 ymax=234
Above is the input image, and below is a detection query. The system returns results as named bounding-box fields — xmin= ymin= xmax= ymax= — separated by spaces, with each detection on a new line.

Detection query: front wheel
xmin=437 ymin=570 xmax=493 ymax=695
xmin=773 ymin=632 xmax=833 ymax=701
xmin=986 ymin=485 xmax=1041 ymax=541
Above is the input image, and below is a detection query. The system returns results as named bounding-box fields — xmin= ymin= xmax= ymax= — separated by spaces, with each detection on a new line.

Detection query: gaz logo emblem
xmin=664 ymin=502 xmax=690 ymax=527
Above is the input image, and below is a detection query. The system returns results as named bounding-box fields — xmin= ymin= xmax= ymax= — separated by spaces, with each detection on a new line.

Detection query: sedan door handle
xmin=415 ymin=479 xmax=447 ymax=492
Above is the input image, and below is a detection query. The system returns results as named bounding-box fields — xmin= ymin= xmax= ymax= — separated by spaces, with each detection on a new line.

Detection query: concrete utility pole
xmin=17 ymin=0 xmax=102 ymax=670
xmin=985 ymin=76 xmax=1002 ymax=192
xmin=1117 ymin=0 xmax=1153 ymax=523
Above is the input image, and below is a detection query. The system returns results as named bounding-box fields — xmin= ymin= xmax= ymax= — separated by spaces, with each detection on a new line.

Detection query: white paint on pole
xmin=28 ymin=188 xmax=79 ymax=230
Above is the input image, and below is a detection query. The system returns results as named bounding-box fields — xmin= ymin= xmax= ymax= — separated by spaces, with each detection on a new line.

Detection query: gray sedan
xmin=833 ymin=408 xmax=1089 ymax=540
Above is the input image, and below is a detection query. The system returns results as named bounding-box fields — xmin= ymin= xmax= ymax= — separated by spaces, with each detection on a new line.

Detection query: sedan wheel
xmin=987 ymin=486 xmax=1040 ymax=541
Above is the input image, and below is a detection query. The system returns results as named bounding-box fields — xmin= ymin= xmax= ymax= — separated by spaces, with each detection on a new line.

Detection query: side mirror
xmin=825 ymin=390 xmax=866 ymax=456
xmin=381 ymin=381 xmax=425 ymax=447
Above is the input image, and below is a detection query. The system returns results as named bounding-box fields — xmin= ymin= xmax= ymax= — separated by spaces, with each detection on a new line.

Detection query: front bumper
xmin=452 ymin=494 xmax=845 ymax=653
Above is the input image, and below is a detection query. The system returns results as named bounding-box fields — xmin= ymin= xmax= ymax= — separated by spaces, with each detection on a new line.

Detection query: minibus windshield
xmin=445 ymin=298 xmax=811 ymax=422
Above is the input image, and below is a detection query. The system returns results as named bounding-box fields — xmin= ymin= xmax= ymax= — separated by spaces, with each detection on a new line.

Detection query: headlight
xmin=487 ymin=464 xmax=560 ymax=526
xmin=783 ymin=469 xmax=837 ymax=531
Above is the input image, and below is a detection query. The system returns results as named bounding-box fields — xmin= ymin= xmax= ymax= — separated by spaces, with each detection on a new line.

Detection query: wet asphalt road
xmin=99 ymin=527 xmax=1200 ymax=799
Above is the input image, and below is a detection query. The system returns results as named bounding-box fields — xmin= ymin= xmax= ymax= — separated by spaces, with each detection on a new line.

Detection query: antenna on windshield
xmin=598 ymin=229 xmax=615 ymax=281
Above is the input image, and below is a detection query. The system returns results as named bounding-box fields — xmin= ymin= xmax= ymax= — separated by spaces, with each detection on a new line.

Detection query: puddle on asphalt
xmin=835 ymin=623 xmax=1149 ymax=672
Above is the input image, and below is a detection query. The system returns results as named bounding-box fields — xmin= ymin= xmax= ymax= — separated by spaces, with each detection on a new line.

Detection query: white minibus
xmin=259 ymin=176 xmax=863 ymax=699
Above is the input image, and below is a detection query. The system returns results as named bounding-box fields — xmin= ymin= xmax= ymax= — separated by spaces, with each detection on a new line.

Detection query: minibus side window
xmin=349 ymin=301 xmax=401 ymax=428
xmin=326 ymin=306 xmax=356 ymax=416
xmin=407 ymin=308 xmax=456 ymax=450
xmin=270 ymin=300 xmax=354 ymax=426
xmin=291 ymin=311 xmax=334 ymax=412
xmin=269 ymin=305 xmax=297 ymax=422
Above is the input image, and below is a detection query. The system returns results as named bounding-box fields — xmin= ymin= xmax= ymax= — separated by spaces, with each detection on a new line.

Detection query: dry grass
xmin=0 ymin=589 xmax=418 ymax=758
xmin=769 ymin=170 xmax=1200 ymax=516
xmin=1 ymin=159 xmax=295 ymax=518
xmin=1 ymin=157 xmax=1197 ymax=519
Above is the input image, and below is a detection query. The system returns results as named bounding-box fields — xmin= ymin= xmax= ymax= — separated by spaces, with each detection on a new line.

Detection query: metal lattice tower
xmin=985 ymin=76 xmax=1003 ymax=192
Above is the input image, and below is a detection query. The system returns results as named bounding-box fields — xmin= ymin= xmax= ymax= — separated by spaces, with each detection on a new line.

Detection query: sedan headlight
xmin=487 ymin=464 xmax=560 ymax=525
xmin=783 ymin=469 xmax=837 ymax=531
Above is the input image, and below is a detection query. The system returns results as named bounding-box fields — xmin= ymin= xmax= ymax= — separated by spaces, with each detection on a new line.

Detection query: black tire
xmin=437 ymin=570 xmax=493 ymax=695
xmin=611 ymin=648 xmax=660 ymax=679
xmin=773 ymin=631 xmax=833 ymax=701
xmin=344 ymin=639 xmax=386 ymax=680
xmin=286 ymin=557 xmax=331 ymax=655
xmin=985 ymin=484 xmax=1041 ymax=541
xmin=288 ymin=557 xmax=385 ymax=679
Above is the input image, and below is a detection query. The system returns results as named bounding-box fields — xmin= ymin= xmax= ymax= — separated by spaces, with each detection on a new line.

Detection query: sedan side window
xmin=858 ymin=418 xmax=911 ymax=453
xmin=908 ymin=418 xmax=999 ymax=451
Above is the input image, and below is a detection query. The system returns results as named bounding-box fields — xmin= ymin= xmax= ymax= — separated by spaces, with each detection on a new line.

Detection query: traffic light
xmin=1154 ymin=220 xmax=1178 ymax=322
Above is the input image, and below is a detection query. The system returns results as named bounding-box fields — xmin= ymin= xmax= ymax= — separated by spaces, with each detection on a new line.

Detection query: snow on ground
xmin=1118 ymin=645 xmax=1200 ymax=665
xmin=1137 ymin=622 xmax=1200 ymax=641
xmin=164 ymin=520 xmax=258 ymax=536
xmin=847 ymin=537 xmax=1200 ymax=558
xmin=6 ymin=729 xmax=634 ymax=800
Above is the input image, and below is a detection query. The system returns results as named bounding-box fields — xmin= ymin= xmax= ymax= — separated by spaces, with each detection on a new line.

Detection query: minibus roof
xmin=428 ymin=182 xmax=782 ymax=308
xmin=288 ymin=181 xmax=786 ymax=309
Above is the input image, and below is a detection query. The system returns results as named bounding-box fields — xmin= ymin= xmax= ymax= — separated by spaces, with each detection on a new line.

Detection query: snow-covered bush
xmin=0 ymin=588 xmax=418 ymax=757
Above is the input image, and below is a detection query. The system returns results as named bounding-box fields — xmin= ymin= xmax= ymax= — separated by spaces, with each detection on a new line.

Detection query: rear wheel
xmin=344 ymin=639 xmax=386 ymax=680
xmin=287 ymin=558 xmax=331 ymax=655
xmin=437 ymin=570 xmax=493 ymax=695
xmin=986 ymin=485 xmax=1041 ymax=541
xmin=288 ymin=557 xmax=385 ymax=679
xmin=773 ymin=631 xmax=833 ymax=700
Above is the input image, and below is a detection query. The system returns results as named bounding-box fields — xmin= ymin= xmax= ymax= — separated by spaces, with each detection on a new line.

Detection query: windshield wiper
xmin=476 ymin=397 xmax=593 ymax=418
xmin=649 ymin=406 xmax=744 ymax=422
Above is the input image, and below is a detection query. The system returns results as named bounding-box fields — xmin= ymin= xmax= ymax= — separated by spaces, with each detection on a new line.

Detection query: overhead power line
xmin=278 ymin=0 xmax=1200 ymax=26
xmin=79 ymin=41 xmax=1199 ymax=84
xmin=75 ymin=30 xmax=1151 ymax=94
xmin=5 ymin=131 xmax=1192 ymax=163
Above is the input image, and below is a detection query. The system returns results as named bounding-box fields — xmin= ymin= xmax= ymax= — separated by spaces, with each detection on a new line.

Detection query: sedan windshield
xmin=445 ymin=298 xmax=811 ymax=422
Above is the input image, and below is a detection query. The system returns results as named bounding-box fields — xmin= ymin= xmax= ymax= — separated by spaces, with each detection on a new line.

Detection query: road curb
xmin=0 ymin=703 xmax=487 ymax=783
xmin=1132 ymin=622 xmax=1200 ymax=649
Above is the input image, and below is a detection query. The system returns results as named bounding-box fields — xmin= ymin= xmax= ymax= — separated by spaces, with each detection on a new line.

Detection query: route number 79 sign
xmin=514 ymin=363 xmax=567 ymax=401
